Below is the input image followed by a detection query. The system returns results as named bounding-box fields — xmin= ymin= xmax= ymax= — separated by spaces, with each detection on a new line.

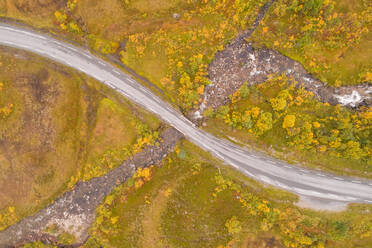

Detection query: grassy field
xmin=74 ymin=141 xmax=372 ymax=248
xmin=0 ymin=48 xmax=161 ymax=231
xmin=251 ymin=0 xmax=372 ymax=86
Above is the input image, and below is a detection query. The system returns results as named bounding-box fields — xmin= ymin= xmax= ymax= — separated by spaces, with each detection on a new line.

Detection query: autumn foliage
xmin=212 ymin=74 xmax=372 ymax=165
xmin=252 ymin=0 xmax=372 ymax=86
xmin=0 ymin=82 xmax=13 ymax=119
xmin=120 ymin=0 xmax=269 ymax=111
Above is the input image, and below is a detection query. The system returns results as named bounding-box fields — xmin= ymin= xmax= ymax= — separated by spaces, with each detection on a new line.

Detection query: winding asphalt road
xmin=1 ymin=23 xmax=372 ymax=209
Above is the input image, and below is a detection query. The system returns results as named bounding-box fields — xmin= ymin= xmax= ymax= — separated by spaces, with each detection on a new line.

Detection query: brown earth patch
xmin=9 ymin=0 xmax=64 ymax=14
xmin=0 ymin=67 xmax=62 ymax=209
xmin=242 ymin=233 xmax=283 ymax=248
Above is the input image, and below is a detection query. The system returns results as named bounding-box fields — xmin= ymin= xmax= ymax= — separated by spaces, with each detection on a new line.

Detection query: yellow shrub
xmin=283 ymin=115 xmax=296 ymax=129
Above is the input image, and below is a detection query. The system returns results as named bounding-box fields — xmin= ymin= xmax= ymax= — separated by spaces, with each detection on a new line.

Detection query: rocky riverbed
xmin=203 ymin=41 xmax=371 ymax=112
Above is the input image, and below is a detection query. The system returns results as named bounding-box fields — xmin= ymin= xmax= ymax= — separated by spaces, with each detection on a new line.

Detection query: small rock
xmin=173 ymin=13 xmax=181 ymax=20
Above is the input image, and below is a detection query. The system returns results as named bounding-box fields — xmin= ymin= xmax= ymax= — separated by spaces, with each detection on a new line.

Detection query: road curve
xmin=1 ymin=23 xmax=372 ymax=207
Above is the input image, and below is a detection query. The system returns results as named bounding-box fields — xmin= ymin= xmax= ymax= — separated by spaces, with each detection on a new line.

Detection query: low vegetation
xmin=119 ymin=0 xmax=269 ymax=111
xmin=251 ymin=0 xmax=372 ymax=86
xmin=205 ymin=75 xmax=372 ymax=177
xmin=0 ymin=81 xmax=13 ymax=118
